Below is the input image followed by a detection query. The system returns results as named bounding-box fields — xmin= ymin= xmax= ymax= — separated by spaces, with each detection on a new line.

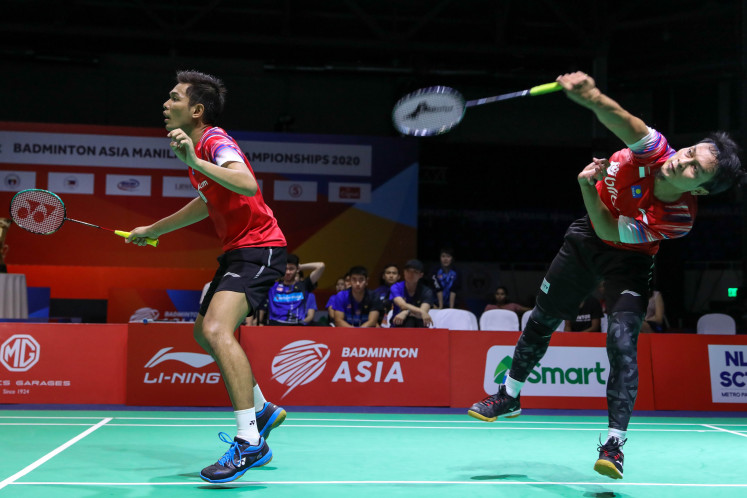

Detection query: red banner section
xmin=449 ymin=331 xmax=655 ymax=410
xmin=0 ymin=323 xmax=127 ymax=404
xmin=126 ymin=323 xmax=230 ymax=406
xmin=239 ymin=326 xmax=451 ymax=407
xmin=650 ymin=333 xmax=747 ymax=412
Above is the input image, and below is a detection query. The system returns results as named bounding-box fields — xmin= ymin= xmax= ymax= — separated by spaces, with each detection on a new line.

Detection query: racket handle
xmin=114 ymin=230 xmax=159 ymax=247
xmin=529 ymin=82 xmax=563 ymax=96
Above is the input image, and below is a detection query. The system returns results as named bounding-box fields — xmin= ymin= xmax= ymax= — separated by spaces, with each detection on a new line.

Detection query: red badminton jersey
xmin=189 ymin=127 xmax=286 ymax=252
xmin=595 ymin=129 xmax=697 ymax=255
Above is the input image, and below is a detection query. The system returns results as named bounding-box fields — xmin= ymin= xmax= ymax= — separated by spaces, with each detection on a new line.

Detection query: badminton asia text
xmin=13 ymin=143 xmax=176 ymax=159
xmin=330 ymin=347 xmax=419 ymax=383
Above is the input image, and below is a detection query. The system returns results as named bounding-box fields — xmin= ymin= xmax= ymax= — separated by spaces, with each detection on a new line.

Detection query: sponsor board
xmin=0 ymin=323 xmax=127 ymax=404
xmin=328 ymin=182 xmax=371 ymax=203
xmin=106 ymin=174 xmax=152 ymax=197
xmin=126 ymin=323 xmax=229 ymax=406
xmin=0 ymin=170 xmax=36 ymax=191
xmin=241 ymin=327 xmax=450 ymax=406
xmin=239 ymin=140 xmax=372 ymax=176
xmin=273 ymin=180 xmax=318 ymax=202
xmin=47 ymin=172 xmax=95 ymax=194
xmin=162 ymin=176 xmax=197 ymax=198
xmin=708 ymin=345 xmax=747 ymax=403
xmin=483 ymin=345 xmax=610 ymax=397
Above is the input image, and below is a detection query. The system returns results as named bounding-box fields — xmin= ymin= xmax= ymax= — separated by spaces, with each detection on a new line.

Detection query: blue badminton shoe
xmin=594 ymin=436 xmax=626 ymax=479
xmin=467 ymin=384 xmax=521 ymax=422
xmin=256 ymin=402 xmax=286 ymax=440
xmin=199 ymin=432 xmax=272 ymax=483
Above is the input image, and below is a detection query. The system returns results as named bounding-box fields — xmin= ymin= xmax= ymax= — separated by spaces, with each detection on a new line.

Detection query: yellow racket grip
xmin=529 ymin=82 xmax=563 ymax=96
xmin=115 ymin=230 xmax=159 ymax=247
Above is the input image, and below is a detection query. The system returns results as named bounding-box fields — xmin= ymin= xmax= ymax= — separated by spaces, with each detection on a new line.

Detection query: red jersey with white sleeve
xmin=595 ymin=128 xmax=697 ymax=255
xmin=189 ymin=127 xmax=286 ymax=252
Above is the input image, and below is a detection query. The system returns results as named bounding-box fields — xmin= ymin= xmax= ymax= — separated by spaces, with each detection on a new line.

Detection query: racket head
xmin=392 ymin=86 xmax=466 ymax=136
xmin=9 ymin=189 xmax=66 ymax=235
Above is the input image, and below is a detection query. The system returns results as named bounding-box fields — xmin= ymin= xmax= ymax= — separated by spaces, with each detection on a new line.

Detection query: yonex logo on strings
xmin=14 ymin=200 xmax=56 ymax=225
xmin=405 ymin=101 xmax=454 ymax=120
xmin=1 ymin=334 xmax=41 ymax=372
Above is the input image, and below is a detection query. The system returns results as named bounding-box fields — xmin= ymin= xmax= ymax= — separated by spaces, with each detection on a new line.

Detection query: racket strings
xmin=10 ymin=190 xmax=65 ymax=235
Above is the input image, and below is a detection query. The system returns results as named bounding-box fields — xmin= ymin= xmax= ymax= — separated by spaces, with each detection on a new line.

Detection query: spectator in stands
xmin=332 ymin=266 xmax=383 ymax=327
xmin=324 ymin=275 xmax=348 ymax=325
xmin=374 ymin=264 xmax=400 ymax=326
xmin=484 ymin=286 xmax=531 ymax=316
xmin=261 ymin=254 xmax=324 ymax=326
xmin=429 ymin=247 xmax=461 ymax=309
xmin=295 ymin=270 xmax=317 ymax=326
xmin=640 ymin=290 xmax=666 ymax=333
xmin=564 ymin=297 xmax=604 ymax=332
xmin=390 ymin=259 xmax=435 ymax=328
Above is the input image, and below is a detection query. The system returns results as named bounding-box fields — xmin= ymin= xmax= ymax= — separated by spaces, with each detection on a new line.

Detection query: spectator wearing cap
xmin=389 ymin=259 xmax=436 ymax=328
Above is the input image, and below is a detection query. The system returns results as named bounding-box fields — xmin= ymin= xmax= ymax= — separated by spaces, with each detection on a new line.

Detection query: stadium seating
xmin=479 ymin=309 xmax=521 ymax=331
xmin=696 ymin=313 xmax=737 ymax=335
xmin=431 ymin=309 xmax=479 ymax=330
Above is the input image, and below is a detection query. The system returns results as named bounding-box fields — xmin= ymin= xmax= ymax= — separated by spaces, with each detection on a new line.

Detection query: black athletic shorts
xmin=199 ymin=246 xmax=287 ymax=317
xmin=535 ymin=216 xmax=654 ymax=319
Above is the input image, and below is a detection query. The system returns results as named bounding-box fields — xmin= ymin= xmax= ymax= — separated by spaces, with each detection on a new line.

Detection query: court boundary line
xmin=701 ymin=424 xmax=747 ymax=438
xmin=9 ymin=480 xmax=747 ymax=488
xmin=0 ymin=417 xmax=112 ymax=491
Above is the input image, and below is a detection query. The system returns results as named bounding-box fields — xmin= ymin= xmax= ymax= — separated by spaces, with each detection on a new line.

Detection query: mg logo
xmin=1 ymin=334 xmax=41 ymax=372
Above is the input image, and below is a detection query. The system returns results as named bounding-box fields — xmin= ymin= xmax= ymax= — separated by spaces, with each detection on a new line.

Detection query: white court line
xmin=701 ymin=424 xmax=747 ymax=438
xmin=0 ymin=417 xmax=112 ymax=491
xmin=9 ymin=480 xmax=747 ymax=488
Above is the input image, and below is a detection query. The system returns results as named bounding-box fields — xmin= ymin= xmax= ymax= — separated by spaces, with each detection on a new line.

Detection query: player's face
xmin=163 ymin=83 xmax=195 ymax=131
xmin=350 ymin=274 xmax=367 ymax=292
xmin=383 ymin=266 xmax=399 ymax=285
xmin=660 ymin=143 xmax=718 ymax=194
xmin=440 ymin=253 xmax=453 ymax=267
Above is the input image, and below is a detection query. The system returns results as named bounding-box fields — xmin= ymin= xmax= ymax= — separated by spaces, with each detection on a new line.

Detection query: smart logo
xmin=1 ymin=334 xmax=41 ymax=372
xmin=483 ymin=346 xmax=609 ymax=397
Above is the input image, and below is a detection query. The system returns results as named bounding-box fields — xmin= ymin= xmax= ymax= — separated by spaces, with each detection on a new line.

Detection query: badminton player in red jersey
xmin=468 ymin=71 xmax=744 ymax=479
xmin=127 ymin=70 xmax=287 ymax=483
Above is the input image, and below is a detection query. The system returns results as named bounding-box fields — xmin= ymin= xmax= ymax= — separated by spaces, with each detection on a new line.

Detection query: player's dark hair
xmin=698 ymin=131 xmax=743 ymax=195
xmin=176 ymin=70 xmax=227 ymax=125
xmin=286 ymin=254 xmax=300 ymax=267
xmin=440 ymin=247 xmax=455 ymax=258
xmin=349 ymin=266 xmax=368 ymax=278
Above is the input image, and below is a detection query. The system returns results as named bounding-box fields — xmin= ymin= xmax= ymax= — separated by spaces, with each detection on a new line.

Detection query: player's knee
xmin=523 ymin=306 xmax=562 ymax=343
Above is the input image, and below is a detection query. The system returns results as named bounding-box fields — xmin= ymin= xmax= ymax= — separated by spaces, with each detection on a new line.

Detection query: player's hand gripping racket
xmin=9 ymin=189 xmax=159 ymax=247
xmin=392 ymin=81 xmax=563 ymax=136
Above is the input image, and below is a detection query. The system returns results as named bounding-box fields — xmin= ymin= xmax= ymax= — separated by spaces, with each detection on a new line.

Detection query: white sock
xmin=607 ymin=428 xmax=626 ymax=443
xmin=235 ymin=408 xmax=260 ymax=445
xmin=253 ymin=384 xmax=267 ymax=412
xmin=504 ymin=374 xmax=524 ymax=398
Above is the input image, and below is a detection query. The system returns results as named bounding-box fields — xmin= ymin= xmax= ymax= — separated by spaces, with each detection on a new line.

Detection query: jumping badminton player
xmin=468 ymin=71 xmax=744 ymax=479
xmin=127 ymin=70 xmax=287 ymax=483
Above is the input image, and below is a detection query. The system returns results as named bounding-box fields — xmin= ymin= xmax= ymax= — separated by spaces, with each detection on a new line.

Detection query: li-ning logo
xmin=1 ymin=334 xmax=41 ymax=372
xmin=144 ymin=347 xmax=215 ymax=368
xmin=271 ymin=340 xmax=330 ymax=398
xmin=405 ymin=101 xmax=454 ymax=120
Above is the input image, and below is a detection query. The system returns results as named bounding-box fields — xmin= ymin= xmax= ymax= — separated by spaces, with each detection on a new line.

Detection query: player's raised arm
xmin=557 ymin=72 xmax=648 ymax=146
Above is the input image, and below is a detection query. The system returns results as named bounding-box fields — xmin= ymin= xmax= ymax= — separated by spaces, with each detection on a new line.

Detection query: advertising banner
xmin=108 ymin=288 xmax=202 ymax=323
xmin=449 ymin=331 xmax=655 ymax=410
xmin=650 ymin=334 xmax=747 ymax=411
xmin=126 ymin=323 xmax=230 ymax=406
xmin=239 ymin=326 xmax=450 ymax=406
xmin=0 ymin=323 xmax=127 ymax=404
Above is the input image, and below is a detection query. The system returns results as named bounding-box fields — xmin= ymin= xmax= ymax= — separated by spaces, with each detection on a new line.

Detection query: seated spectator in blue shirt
xmin=390 ymin=259 xmax=435 ymax=328
xmin=332 ymin=266 xmax=383 ymax=327
xmin=262 ymin=254 xmax=325 ymax=326
xmin=429 ymin=247 xmax=460 ymax=309
xmin=373 ymin=263 xmax=400 ymax=326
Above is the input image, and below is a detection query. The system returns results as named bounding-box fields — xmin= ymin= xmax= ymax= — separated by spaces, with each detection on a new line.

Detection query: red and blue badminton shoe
xmin=467 ymin=384 xmax=521 ymax=421
xmin=200 ymin=432 xmax=273 ymax=483
xmin=256 ymin=402 xmax=286 ymax=440
xmin=594 ymin=436 xmax=626 ymax=479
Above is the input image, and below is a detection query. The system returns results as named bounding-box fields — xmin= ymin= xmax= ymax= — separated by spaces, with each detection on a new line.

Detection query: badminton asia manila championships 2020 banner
xmin=0 ymin=122 xmax=418 ymax=317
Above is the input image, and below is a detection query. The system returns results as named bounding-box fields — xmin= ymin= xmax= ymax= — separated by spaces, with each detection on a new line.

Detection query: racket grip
xmin=529 ymin=82 xmax=563 ymax=96
xmin=114 ymin=230 xmax=159 ymax=247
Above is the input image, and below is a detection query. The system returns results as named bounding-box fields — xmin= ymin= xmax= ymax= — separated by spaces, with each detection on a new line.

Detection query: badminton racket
xmin=9 ymin=189 xmax=159 ymax=247
xmin=392 ymin=81 xmax=563 ymax=136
